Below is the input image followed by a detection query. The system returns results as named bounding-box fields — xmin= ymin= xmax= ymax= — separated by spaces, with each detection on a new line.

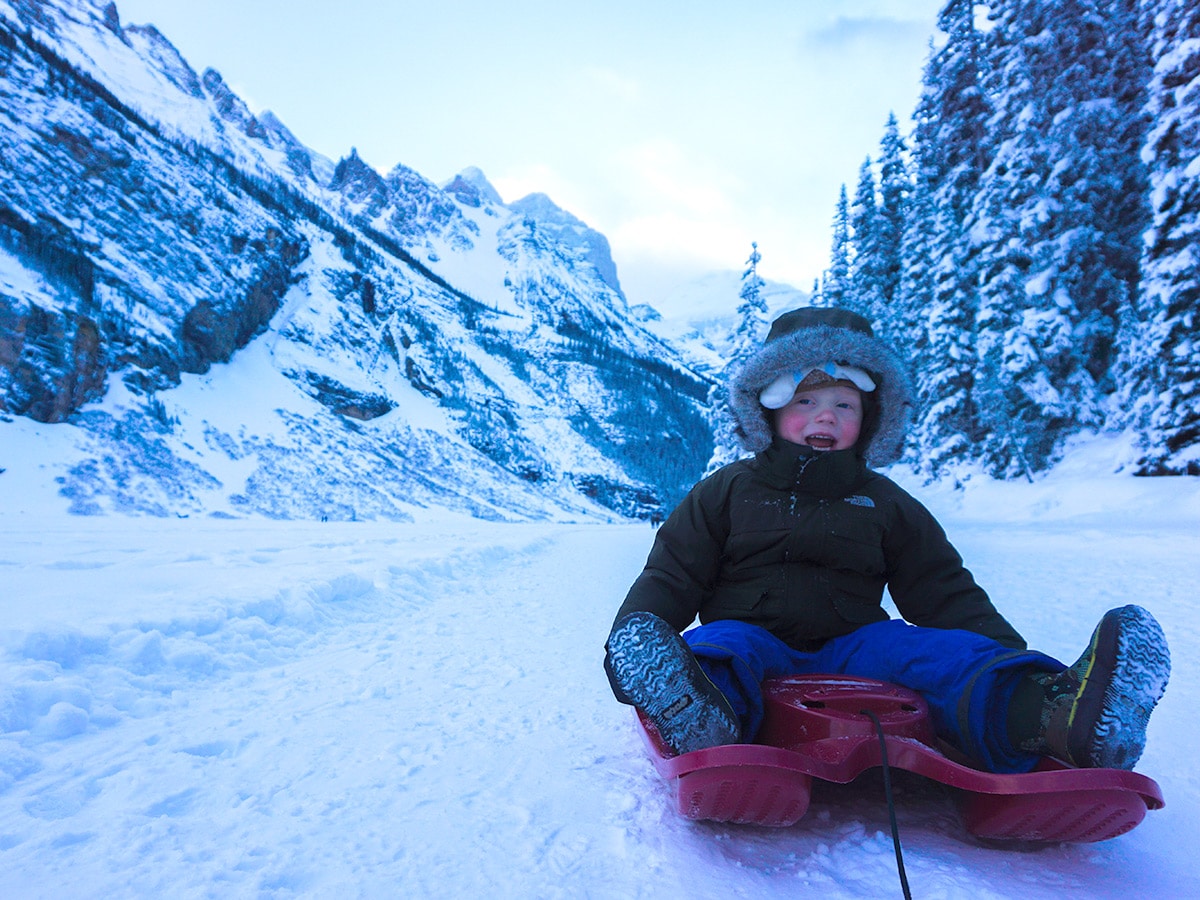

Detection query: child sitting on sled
xmin=605 ymin=306 xmax=1171 ymax=774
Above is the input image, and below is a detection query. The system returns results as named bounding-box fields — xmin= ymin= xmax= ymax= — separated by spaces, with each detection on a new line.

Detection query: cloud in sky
xmin=115 ymin=0 xmax=944 ymax=305
xmin=614 ymin=140 xmax=740 ymax=218
xmin=804 ymin=15 xmax=934 ymax=50
xmin=582 ymin=66 xmax=642 ymax=104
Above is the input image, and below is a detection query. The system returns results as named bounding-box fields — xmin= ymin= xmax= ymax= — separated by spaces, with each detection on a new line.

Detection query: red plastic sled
xmin=637 ymin=674 xmax=1164 ymax=843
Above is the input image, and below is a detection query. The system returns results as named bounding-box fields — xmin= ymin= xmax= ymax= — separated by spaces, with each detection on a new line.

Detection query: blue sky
xmin=113 ymin=0 xmax=944 ymax=306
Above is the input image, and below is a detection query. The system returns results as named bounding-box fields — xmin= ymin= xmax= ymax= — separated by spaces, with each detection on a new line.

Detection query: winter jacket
xmin=612 ymin=437 xmax=1027 ymax=651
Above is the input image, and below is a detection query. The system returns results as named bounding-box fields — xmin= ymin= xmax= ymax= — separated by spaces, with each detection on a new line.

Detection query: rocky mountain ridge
xmin=0 ymin=0 xmax=713 ymax=521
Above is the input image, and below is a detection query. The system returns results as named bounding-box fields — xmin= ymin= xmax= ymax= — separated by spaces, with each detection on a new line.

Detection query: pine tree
xmin=903 ymin=0 xmax=994 ymax=478
xmin=1129 ymin=0 xmax=1200 ymax=475
xmin=705 ymin=242 xmax=769 ymax=474
xmin=968 ymin=0 xmax=1143 ymax=477
xmin=1042 ymin=0 xmax=1150 ymax=389
xmin=896 ymin=150 xmax=941 ymax=469
xmin=824 ymin=186 xmax=852 ymax=310
xmin=970 ymin=0 xmax=1061 ymax=478
xmin=848 ymin=157 xmax=881 ymax=324
xmin=849 ymin=117 xmax=913 ymax=342
xmin=732 ymin=241 xmax=768 ymax=361
xmin=810 ymin=277 xmax=826 ymax=307
xmin=875 ymin=113 xmax=911 ymax=330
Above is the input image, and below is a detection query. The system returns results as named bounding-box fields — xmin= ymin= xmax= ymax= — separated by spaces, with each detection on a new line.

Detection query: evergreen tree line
xmin=812 ymin=0 xmax=1199 ymax=479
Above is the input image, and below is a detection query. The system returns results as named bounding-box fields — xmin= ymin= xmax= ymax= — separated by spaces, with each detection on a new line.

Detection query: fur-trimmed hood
xmin=729 ymin=307 xmax=914 ymax=467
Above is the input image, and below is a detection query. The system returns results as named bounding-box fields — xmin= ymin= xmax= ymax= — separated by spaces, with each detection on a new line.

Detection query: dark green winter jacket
xmin=611 ymin=438 xmax=1026 ymax=651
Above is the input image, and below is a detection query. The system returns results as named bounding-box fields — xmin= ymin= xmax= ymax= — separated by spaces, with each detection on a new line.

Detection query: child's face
xmin=772 ymin=383 xmax=863 ymax=451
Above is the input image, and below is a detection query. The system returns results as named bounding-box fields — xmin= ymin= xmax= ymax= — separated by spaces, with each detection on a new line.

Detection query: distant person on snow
xmin=605 ymin=307 xmax=1171 ymax=774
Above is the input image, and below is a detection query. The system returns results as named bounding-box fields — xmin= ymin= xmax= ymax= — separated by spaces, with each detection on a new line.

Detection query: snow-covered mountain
xmin=0 ymin=0 xmax=717 ymax=521
xmin=631 ymin=273 xmax=809 ymax=376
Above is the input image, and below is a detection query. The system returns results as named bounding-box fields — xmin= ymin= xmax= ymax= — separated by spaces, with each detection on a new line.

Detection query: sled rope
xmin=861 ymin=708 xmax=912 ymax=900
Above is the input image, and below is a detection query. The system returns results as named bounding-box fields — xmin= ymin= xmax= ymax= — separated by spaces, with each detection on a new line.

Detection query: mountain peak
xmin=509 ymin=192 xmax=584 ymax=229
xmin=442 ymin=167 xmax=504 ymax=208
xmin=101 ymin=2 xmax=121 ymax=36
xmin=202 ymin=68 xmax=261 ymax=136
xmin=330 ymin=149 xmax=389 ymax=208
xmin=508 ymin=194 xmax=623 ymax=300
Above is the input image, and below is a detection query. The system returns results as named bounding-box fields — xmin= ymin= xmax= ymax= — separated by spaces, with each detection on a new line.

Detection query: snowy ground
xmin=2 ymin=459 xmax=1199 ymax=898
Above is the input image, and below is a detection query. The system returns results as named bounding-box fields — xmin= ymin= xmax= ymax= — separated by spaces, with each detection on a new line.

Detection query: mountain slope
xmin=0 ymin=0 xmax=713 ymax=520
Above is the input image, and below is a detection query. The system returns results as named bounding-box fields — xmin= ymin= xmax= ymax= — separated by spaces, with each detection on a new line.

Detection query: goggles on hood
xmin=758 ymin=362 xmax=877 ymax=409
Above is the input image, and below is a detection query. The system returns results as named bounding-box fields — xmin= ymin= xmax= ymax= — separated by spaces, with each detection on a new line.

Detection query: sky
xmin=112 ymin=0 xmax=945 ymax=305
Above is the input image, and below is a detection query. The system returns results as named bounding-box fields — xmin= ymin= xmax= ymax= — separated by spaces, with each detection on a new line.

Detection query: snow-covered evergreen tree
xmin=849 ymin=122 xmax=910 ymax=342
xmin=969 ymin=0 xmax=1142 ymax=478
xmin=848 ymin=157 xmax=882 ymax=324
xmin=705 ymin=243 xmax=769 ymax=474
xmin=732 ymin=241 xmax=768 ymax=359
xmin=810 ymin=277 xmax=826 ymax=308
xmin=824 ymin=186 xmax=852 ymax=310
xmin=875 ymin=113 xmax=912 ymax=333
xmin=1129 ymin=0 xmax=1200 ymax=475
xmin=903 ymin=0 xmax=994 ymax=478
xmin=1045 ymin=0 xmax=1149 ymax=390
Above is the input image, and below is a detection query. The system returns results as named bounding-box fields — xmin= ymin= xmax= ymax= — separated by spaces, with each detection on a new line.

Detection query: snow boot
xmin=606 ymin=612 xmax=740 ymax=756
xmin=1020 ymin=605 xmax=1170 ymax=770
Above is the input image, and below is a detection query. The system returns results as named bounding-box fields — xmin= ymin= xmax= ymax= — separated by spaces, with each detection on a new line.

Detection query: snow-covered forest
xmin=812 ymin=0 xmax=1199 ymax=481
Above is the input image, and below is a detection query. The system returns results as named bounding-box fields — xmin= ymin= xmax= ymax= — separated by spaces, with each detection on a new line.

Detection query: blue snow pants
xmin=683 ymin=619 xmax=1064 ymax=774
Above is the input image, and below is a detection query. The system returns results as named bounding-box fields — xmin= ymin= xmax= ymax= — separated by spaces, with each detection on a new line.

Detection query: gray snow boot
xmin=1021 ymin=605 xmax=1170 ymax=770
xmin=606 ymin=612 xmax=740 ymax=756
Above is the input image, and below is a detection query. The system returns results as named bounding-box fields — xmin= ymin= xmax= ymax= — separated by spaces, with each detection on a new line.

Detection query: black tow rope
xmin=861 ymin=708 xmax=913 ymax=900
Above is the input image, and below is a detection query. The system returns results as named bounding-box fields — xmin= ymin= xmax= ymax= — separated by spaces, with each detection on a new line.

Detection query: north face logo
xmin=845 ymin=495 xmax=875 ymax=508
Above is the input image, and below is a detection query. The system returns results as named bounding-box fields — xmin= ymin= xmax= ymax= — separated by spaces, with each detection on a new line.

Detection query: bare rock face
xmin=1 ymin=302 xmax=104 ymax=423
xmin=330 ymin=149 xmax=391 ymax=216
xmin=0 ymin=6 xmax=311 ymax=419
xmin=179 ymin=233 xmax=305 ymax=374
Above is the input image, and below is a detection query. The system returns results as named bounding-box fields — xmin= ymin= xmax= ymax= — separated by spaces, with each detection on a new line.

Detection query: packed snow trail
xmin=1 ymin=482 xmax=1198 ymax=897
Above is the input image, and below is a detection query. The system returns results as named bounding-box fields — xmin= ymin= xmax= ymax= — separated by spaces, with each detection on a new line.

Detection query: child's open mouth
xmin=806 ymin=434 xmax=837 ymax=450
